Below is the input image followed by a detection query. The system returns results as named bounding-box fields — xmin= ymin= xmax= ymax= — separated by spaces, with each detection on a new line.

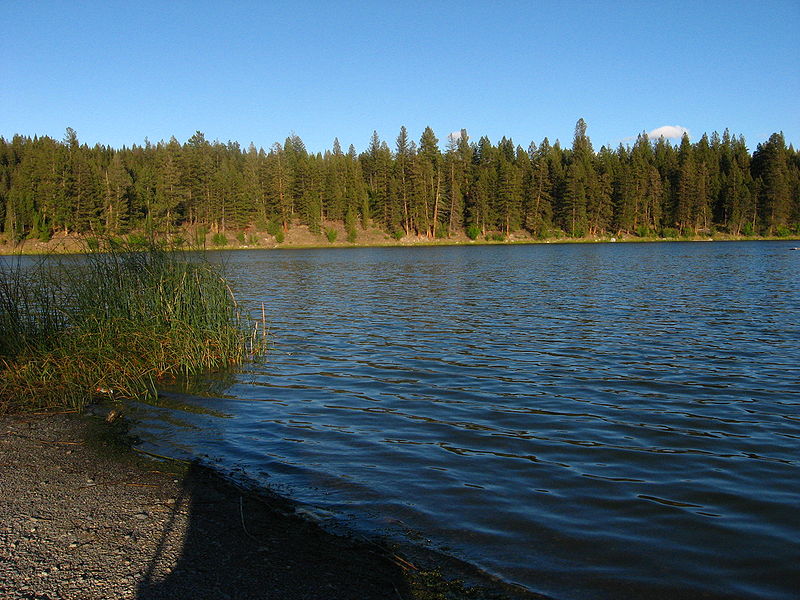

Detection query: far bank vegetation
xmin=1 ymin=120 xmax=799 ymax=248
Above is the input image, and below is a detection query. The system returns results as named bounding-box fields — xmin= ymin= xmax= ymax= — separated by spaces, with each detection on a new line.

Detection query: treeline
xmin=1 ymin=120 xmax=798 ymax=243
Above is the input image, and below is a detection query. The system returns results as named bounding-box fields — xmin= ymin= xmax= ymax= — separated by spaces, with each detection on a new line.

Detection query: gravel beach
xmin=0 ymin=412 xmax=541 ymax=600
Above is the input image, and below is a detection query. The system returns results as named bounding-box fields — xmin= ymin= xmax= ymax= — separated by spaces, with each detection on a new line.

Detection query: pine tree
xmin=154 ymin=137 xmax=184 ymax=231
xmin=523 ymin=140 xmax=554 ymax=237
xmin=418 ymin=126 xmax=442 ymax=237
xmin=588 ymin=146 xmax=614 ymax=235
xmin=243 ymin=143 xmax=266 ymax=225
xmin=267 ymin=143 xmax=292 ymax=231
xmin=561 ymin=120 xmax=594 ymax=236
xmin=363 ymin=134 xmax=394 ymax=231
xmin=299 ymin=155 xmax=323 ymax=234
xmin=394 ymin=126 xmax=413 ymax=235
xmin=497 ymin=150 xmax=522 ymax=235
xmin=103 ymin=152 xmax=132 ymax=234
xmin=470 ymin=136 xmax=497 ymax=235
xmin=442 ymin=134 xmax=461 ymax=236
xmin=752 ymin=132 xmax=792 ymax=234
xmin=675 ymin=133 xmax=696 ymax=233
xmin=693 ymin=134 xmax=714 ymax=232
xmin=183 ymin=131 xmax=214 ymax=226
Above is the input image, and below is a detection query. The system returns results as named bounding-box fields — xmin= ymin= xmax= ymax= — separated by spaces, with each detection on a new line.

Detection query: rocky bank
xmin=0 ymin=412 xmax=541 ymax=600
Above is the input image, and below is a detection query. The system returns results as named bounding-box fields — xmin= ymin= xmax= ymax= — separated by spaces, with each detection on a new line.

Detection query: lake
xmin=132 ymin=241 xmax=800 ymax=599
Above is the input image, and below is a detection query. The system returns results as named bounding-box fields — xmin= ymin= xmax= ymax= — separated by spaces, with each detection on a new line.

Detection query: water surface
xmin=133 ymin=241 xmax=800 ymax=599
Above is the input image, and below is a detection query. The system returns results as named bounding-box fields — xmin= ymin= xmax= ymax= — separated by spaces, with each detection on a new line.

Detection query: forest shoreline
xmin=4 ymin=126 xmax=797 ymax=259
xmin=1 ymin=226 xmax=798 ymax=256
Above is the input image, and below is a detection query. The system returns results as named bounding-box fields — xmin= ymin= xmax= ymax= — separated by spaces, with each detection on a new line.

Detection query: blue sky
xmin=3 ymin=1 xmax=798 ymax=154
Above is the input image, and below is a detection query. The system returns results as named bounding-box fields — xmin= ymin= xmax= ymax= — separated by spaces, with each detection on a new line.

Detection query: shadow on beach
xmin=135 ymin=462 xmax=413 ymax=600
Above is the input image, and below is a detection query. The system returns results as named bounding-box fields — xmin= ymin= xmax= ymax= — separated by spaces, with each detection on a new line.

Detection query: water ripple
xmin=134 ymin=241 xmax=800 ymax=600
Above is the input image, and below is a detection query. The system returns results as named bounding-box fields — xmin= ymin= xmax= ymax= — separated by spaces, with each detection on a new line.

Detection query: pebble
xmin=1 ymin=413 xmax=473 ymax=600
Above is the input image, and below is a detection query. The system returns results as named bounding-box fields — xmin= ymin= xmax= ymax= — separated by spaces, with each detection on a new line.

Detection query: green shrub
xmin=466 ymin=224 xmax=480 ymax=240
xmin=345 ymin=210 xmax=357 ymax=243
xmin=489 ymin=232 xmax=505 ymax=242
xmin=274 ymin=230 xmax=285 ymax=243
xmin=775 ymin=225 xmax=791 ymax=238
xmin=391 ymin=229 xmax=404 ymax=241
xmin=661 ymin=227 xmax=679 ymax=238
xmin=265 ymin=221 xmax=281 ymax=237
xmin=211 ymin=232 xmax=228 ymax=247
xmin=128 ymin=233 xmax=149 ymax=247
xmin=235 ymin=231 xmax=246 ymax=244
xmin=86 ymin=237 xmax=100 ymax=252
xmin=325 ymin=228 xmax=337 ymax=243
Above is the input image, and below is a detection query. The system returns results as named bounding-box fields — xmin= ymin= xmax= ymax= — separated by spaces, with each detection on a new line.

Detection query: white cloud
xmin=648 ymin=125 xmax=690 ymax=140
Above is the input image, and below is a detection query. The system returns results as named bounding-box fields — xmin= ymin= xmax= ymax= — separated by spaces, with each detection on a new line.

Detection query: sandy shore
xmin=0 ymin=412 xmax=541 ymax=600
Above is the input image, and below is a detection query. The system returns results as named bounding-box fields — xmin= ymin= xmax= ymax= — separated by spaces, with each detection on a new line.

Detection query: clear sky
xmin=3 ymin=0 xmax=798 ymax=154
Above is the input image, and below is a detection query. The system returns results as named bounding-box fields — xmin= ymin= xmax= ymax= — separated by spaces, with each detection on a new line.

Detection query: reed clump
xmin=0 ymin=240 xmax=264 ymax=413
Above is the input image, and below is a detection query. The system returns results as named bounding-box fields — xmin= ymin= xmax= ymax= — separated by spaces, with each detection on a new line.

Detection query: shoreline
xmin=0 ymin=411 xmax=545 ymax=600
xmin=1 ymin=229 xmax=798 ymax=256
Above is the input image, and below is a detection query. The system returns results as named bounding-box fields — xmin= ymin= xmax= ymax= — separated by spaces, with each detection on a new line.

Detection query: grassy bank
xmin=2 ymin=223 xmax=799 ymax=256
xmin=0 ymin=240 xmax=264 ymax=413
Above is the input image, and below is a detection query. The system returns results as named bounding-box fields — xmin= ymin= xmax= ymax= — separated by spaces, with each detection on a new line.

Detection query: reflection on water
xmin=132 ymin=241 xmax=800 ymax=600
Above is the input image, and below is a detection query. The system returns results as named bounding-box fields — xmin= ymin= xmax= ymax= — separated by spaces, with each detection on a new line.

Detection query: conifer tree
xmin=394 ymin=127 xmax=413 ymax=235
xmin=0 ymin=123 xmax=794 ymax=243
xmin=154 ymin=137 xmax=183 ymax=231
xmin=752 ymin=132 xmax=792 ymax=233
xmin=496 ymin=149 xmax=522 ymax=235
xmin=266 ymin=143 xmax=292 ymax=231
xmin=418 ymin=126 xmax=442 ymax=237
xmin=588 ymin=146 xmax=615 ymax=235
xmin=561 ymin=120 xmax=594 ymax=236
xmin=470 ymin=136 xmax=497 ymax=235
xmin=675 ymin=133 xmax=696 ymax=233
xmin=103 ymin=152 xmax=132 ymax=234
xmin=243 ymin=143 xmax=266 ymax=225
xmin=523 ymin=140 xmax=553 ymax=237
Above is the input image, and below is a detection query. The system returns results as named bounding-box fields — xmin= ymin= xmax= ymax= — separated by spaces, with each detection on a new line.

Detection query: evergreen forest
xmin=2 ymin=120 xmax=799 ymax=244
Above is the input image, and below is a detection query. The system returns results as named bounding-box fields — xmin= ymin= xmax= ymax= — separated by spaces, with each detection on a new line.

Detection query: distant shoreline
xmin=2 ymin=227 xmax=799 ymax=256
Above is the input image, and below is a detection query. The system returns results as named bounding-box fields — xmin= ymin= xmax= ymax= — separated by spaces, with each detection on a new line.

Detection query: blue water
xmin=132 ymin=241 xmax=800 ymax=599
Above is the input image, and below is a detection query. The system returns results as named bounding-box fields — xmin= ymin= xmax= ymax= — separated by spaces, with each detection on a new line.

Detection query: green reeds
xmin=0 ymin=240 xmax=265 ymax=413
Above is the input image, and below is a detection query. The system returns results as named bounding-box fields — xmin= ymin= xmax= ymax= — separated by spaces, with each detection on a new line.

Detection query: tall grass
xmin=0 ymin=240 xmax=264 ymax=413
